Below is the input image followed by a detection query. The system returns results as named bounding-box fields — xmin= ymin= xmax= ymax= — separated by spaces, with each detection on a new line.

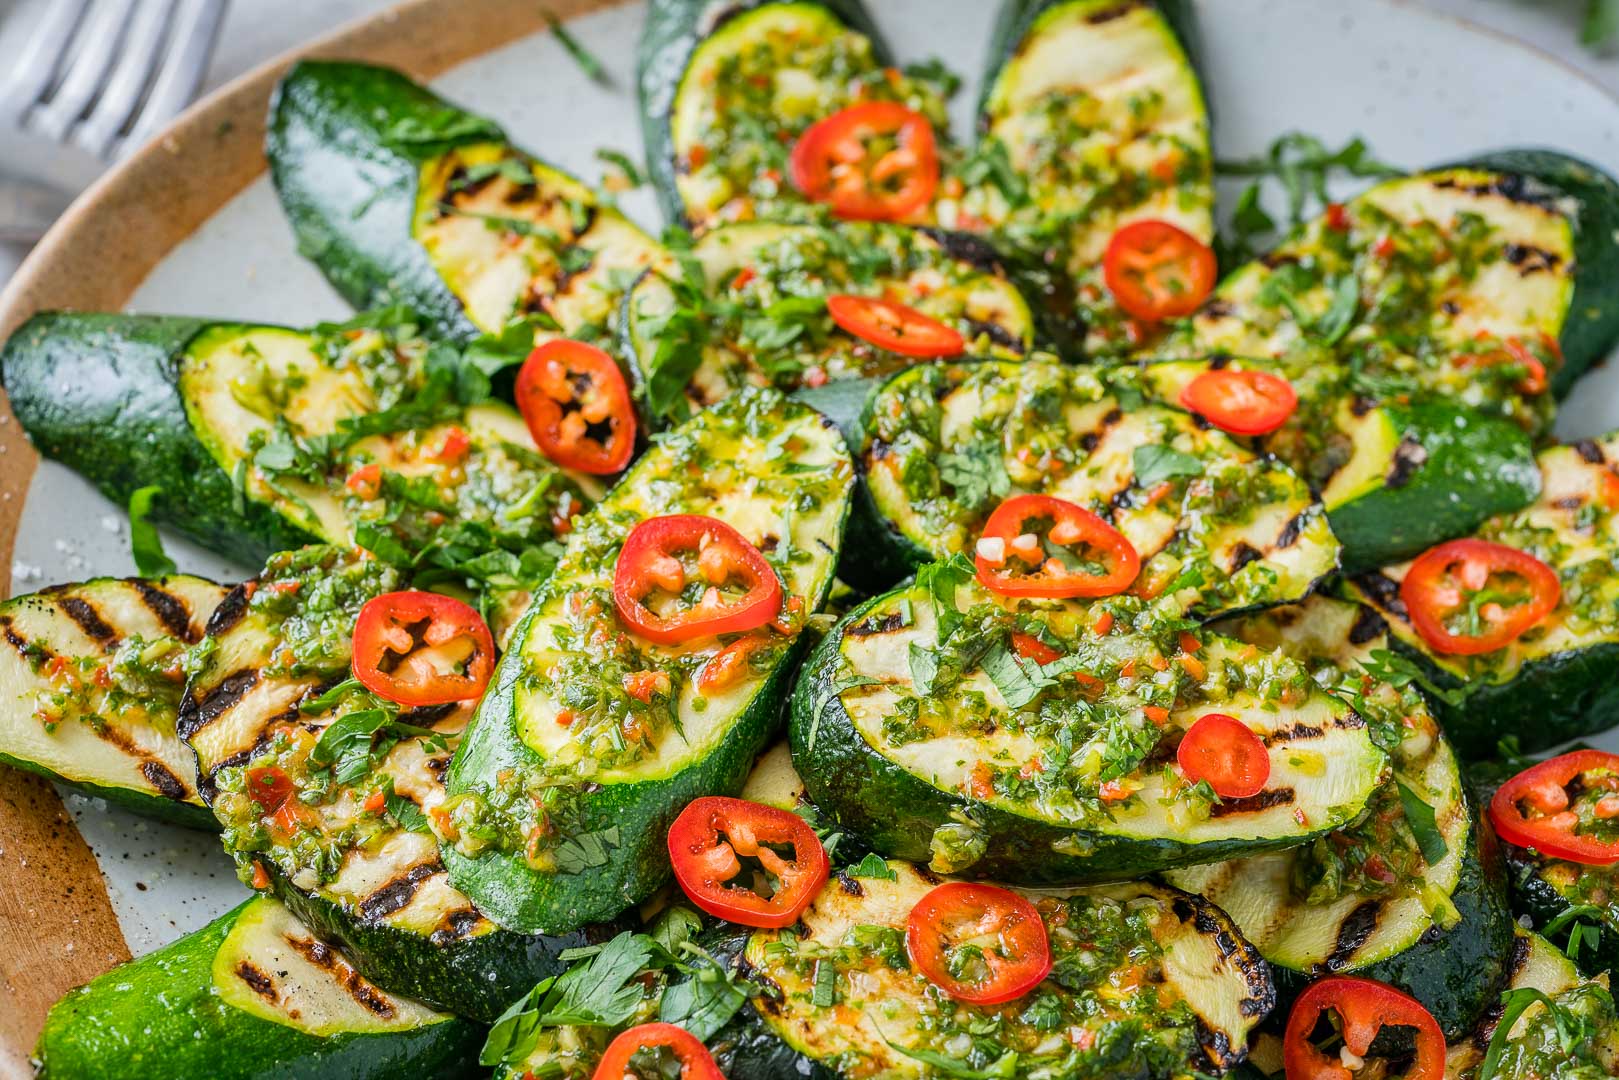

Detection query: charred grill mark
xmin=1431 ymin=172 xmax=1556 ymax=210
xmin=401 ymin=702 xmax=457 ymax=728
xmin=1351 ymin=572 xmax=1407 ymax=619
xmin=234 ymin=961 xmax=276 ymax=1000
xmin=846 ymin=612 xmax=906 ymax=638
xmin=426 ymin=757 xmax=453 ymax=785
xmin=285 ymin=934 xmax=398 ymax=1019
xmin=967 ymin=319 xmax=1026 ymax=354
xmin=205 ymin=584 xmax=253 ymax=637
xmin=177 ymin=669 xmax=260 ymax=741
xmin=132 ymin=581 xmax=197 ymax=641
xmin=1202 ymin=300 xmax=1236 ymax=320
xmin=1229 ymin=542 xmax=1264 ymax=572
xmin=835 ymin=872 xmax=864 ymax=897
xmin=1349 ymin=394 xmax=1376 ymax=418
xmin=0 ymin=617 xmax=42 ymax=661
xmin=1440 ymin=300 xmax=1460 ymax=316
xmin=554 ymin=246 xmax=597 ymax=295
xmin=1208 ymin=787 xmax=1295 ymax=817
xmin=1386 ymin=435 xmax=1428 ymax=489
xmin=1321 ymin=901 xmax=1382 ymax=972
xmin=141 ymin=761 xmax=190 ymax=802
xmin=1503 ymin=243 xmax=1561 ymax=276
xmin=1553 ymin=495 xmax=1585 ymax=510
xmin=1180 ymin=893 xmax=1275 ymax=1049
xmin=1575 ymin=439 xmax=1608 ymax=465
xmin=430 ymin=908 xmax=484 ymax=946
xmin=1349 ymin=604 xmax=1388 ymax=645
xmin=197 ymin=738 xmax=270 ymax=801
xmin=1263 ymin=724 xmax=1323 ymax=746
xmin=1260 ymin=252 xmax=1300 ymax=271
xmin=1275 ymin=512 xmax=1307 ymax=550
xmin=56 ymin=597 xmax=115 ymax=645
xmin=913 ymin=865 xmax=943 ymax=887
xmin=358 ymin=862 xmax=442 ymax=922
xmin=1085 ymin=1 xmax=1144 ymax=25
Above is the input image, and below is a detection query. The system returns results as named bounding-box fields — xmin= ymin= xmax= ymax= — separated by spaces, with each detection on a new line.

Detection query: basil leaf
xmin=980 ymin=642 xmax=1051 ymax=710
xmin=127 ymin=485 xmax=177 ymax=577
xmin=907 ymin=643 xmax=940 ymax=696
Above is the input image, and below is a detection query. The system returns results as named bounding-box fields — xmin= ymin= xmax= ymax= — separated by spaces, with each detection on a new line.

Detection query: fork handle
xmin=0 ymin=176 xmax=74 ymax=245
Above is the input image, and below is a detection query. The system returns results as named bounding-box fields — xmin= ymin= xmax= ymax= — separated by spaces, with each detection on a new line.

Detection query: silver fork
xmin=0 ymin=0 xmax=225 ymax=240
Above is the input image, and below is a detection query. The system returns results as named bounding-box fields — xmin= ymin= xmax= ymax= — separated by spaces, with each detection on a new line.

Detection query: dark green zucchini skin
xmin=1329 ymin=401 xmax=1540 ymax=574
xmin=1267 ymin=804 xmax=1514 ymax=1038
xmin=636 ymin=0 xmax=892 ymax=228
xmin=0 ymin=312 xmax=311 ymax=567
xmin=33 ymin=901 xmax=483 ymax=1080
xmin=1447 ymin=149 xmax=1619 ymax=396
xmin=0 ymin=752 xmax=217 ymax=830
xmin=267 ymin=61 xmax=484 ymax=344
xmin=699 ymin=927 xmax=839 ymax=1080
xmin=1347 ymin=574 xmax=1619 ymax=760
xmin=443 ymin=633 xmax=807 ymax=934
xmin=264 ymin=864 xmax=603 ymax=1024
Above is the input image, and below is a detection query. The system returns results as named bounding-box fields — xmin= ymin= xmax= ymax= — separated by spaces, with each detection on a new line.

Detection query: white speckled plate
xmin=2 ymin=0 xmax=1618 ymax=1045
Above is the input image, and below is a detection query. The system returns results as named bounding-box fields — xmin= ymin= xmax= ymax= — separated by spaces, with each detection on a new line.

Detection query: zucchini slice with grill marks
xmin=2 ymin=312 xmax=591 ymax=576
xmin=180 ymin=546 xmax=595 ymax=1021
xmin=791 ymin=562 xmax=1388 ymax=883
xmin=851 ymin=359 xmax=1339 ymax=609
xmin=1348 ymin=433 xmax=1619 ymax=759
xmin=962 ymin=0 xmax=1213 ymax=359
xmin=34 ymin=896 xmax=480 ymax=1080
xmin=0 ymin=576 xmax=224 ymax=828
xmin=706 ymin=859 xmax=1273 ymax=1079
xmin=1169 ymin=596 xmax=1512 ymax=1037
xmin=1154 ymin=159 xmax=1619 ymax=568
xmin=270 ymin=60 xmax=667 ymax=345
xmin=441 ymin=388 xmax=854 ymax=934
xmin=1446 ymin=928 xmax=1618 ymax=1080
xmin=637 ymin=0 xmax=936 ymax=231
xmin=619 ymin=221 xmax=1037 ymax=428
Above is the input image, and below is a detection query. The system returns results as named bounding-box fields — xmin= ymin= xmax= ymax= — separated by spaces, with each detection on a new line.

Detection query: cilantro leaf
xmin=938 ymin=442 xmax=1011 ymax=513
xmin=1359 ymin=649 xmax=1468 ymax=708
xmin=1394 ymin=779 xmax=1449 ymax=865
xmin=127 ymin=485 xmax=177 ymax=577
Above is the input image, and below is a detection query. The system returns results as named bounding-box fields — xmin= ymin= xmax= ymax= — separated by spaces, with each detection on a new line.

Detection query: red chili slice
xmin=975 ymin=494 xmax=1140 ymax=599
xmin=1177 ymin=713 xmax=1270 ymax=799
xmin=1283 ymin=976 xmax=1446 ymax=1080
xmin=1454 ymin=335 xmax=1549 ymax=395
xmin=592 ymin=1023 xmax=724 ymax=1080
xmin=667 ymin=796 xmax=829 ymax=928
xmin=1011 ymin=632 xmax=1062 ymax=665
xmin=515 ymin=339 xmax=637 ymax=475
xmin=351 ymin=591 xmax=495 ymax=706
xmin=1102 ymin=219 xmax=1217 ymax=322
xmin=1400 ymin=538 xmax=1560 ymax=656
xmin=906 ymin=882 xmax=1052 ymax=1005
xmin=1179 ymin=368 xmax=1299 ymax=436
xmin=245 ymin=765 xmax=295 ymax=814
xmin=1489 ymin=750 xmax=1619 ymax=865
xmin=826 ymin=294 xmax=964 ymax=358
xmin=612 ymin=515 xmax=782 ymax=645
xmin=789 ymin=102 xmax=939 ymax=222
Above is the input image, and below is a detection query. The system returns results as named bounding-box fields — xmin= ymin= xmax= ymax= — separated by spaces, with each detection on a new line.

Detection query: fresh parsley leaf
xmin=658 ymin=948 xmax=750 ymax=1041
xmin=1315 ymin=274 xmax=1360 ymax=345
xmin=958 ymin=138 xmax=1028 ymax=208
xmin=908 ymin=643 xmax=940 ymax=696
xmin=1359 ymin=649 xmax=1468 ymax=708
xmin=382 ymin=778 xmax=431 ymax=833
xmin=127 ymin=485 xmax=176 ymax=577
xmin=1217 ymin=181 xmax=1277 ymax=267
xmin=542 ymin=931 xmax=652 ymax=1025
xmin=1394 ymin=779 xmax=1449 ymax=865
xmin=1218 ymin=132 xmax=1401 ymax=226
xmin=980 ymin=641 xmax=1052 ymax=710
xmin=545 ymin=10 xmax=610 ymax=85
xmin=915 ymin=554 xmax=977 ymax=641
xmin=1132 ymin=444 xmax=1203 ymax=489
xmin=553 ymin=825 xmax=621 ymax=874
xmin=883 ymin=1040 xmax=1020 ymax=1079
xmin=903 ymin=57 xmax=962 ymax=98
xmin=938 ymin=442 xmax=1011 ymax=513
xmin=299 ymin=678 xmax=364 ymax=713
xmin=811 ymin=959 xmax=837 ymax=1007
xmin=1479 ymin=988 xmax=1573 ymax=1080
xmin=849 ymin=853 xmax=898 ymax=881
xmin=647 ymin=904 xmax=704 ymax=956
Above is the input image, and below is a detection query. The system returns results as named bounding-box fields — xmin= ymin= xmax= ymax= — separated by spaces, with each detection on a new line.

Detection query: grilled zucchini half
xmin=1348 ymin=433 xmax=1619 ymax=758
xmin=961 ymin=0 xmax=1212 ymax=359
xmin=0 ymin=576 xmax=224 ymax=827
xmin=1170 ymin=596 xmax=1512 ymax=1036
xmin=637 ymin=0 xmax=945 ymax=231
xmin=1447 ymin=929 xmax=1617 ymax=1080
xmin=1155 ymin=156 xmax=1619 ymax=568
xmin=706 ymin=860 xmax=1273 ymax=1079
xmin=442 ymin=388 xmax=854 ymax=934
xmin=34 ymin=896 xmax=480 ymax=1080
xmin=1 ymin=312 xmax=590 ymax=575
xmin=791 ymin=561 xmax=1388 ymax=882
xmin=850 ymin=359 xmax=1339 ymax=608
xmin=269 ymin=60 xmax=667 ymax=345
xmin=180 ymin=546 xmax=593 ymax=1021
xmin=620 ymin=221 xmax=1037 ymax=428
